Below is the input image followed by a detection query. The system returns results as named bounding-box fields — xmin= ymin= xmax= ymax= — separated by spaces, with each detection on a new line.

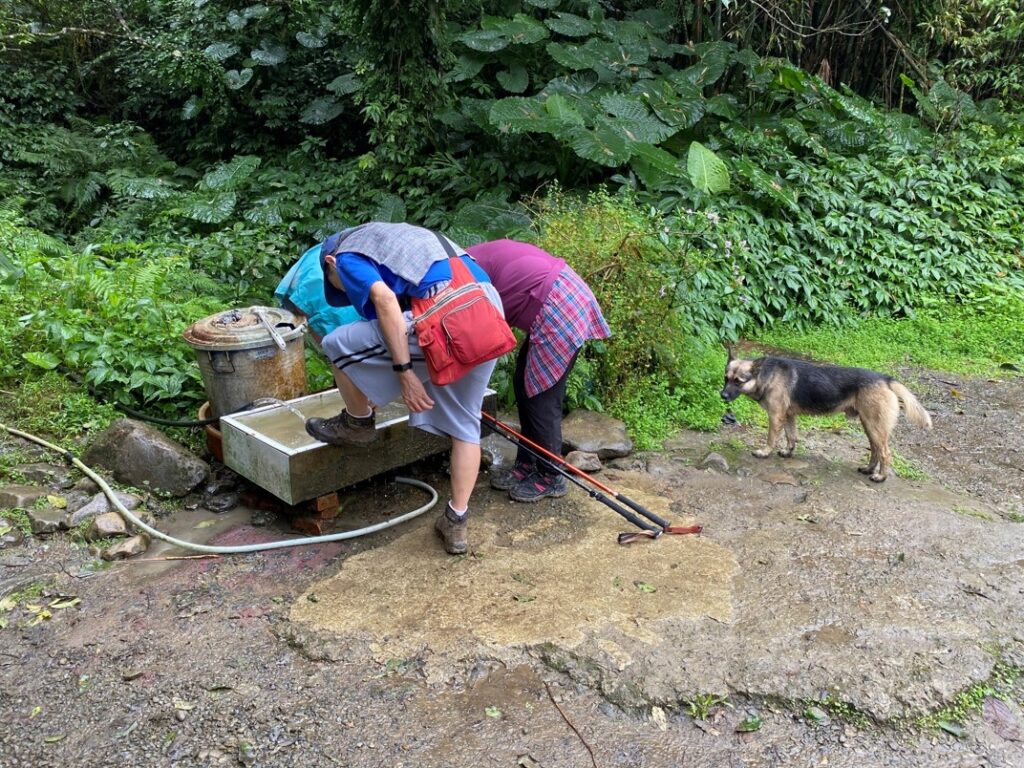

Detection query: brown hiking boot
xmin=305 ymin=409 xmax=377 ymax=446
xmin=434 ymin=503 xmax=468 ymax=555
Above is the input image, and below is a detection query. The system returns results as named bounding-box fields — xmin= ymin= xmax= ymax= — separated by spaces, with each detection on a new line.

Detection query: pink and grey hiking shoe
xmin=489 ymin=461 xmax=534 ymax=491
xmin=509 ymin=471 xmax=568 ymax=503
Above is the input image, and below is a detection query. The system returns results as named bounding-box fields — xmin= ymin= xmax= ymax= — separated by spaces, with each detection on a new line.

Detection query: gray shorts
xmin=320 ymin=312 xmax=495 ymax=444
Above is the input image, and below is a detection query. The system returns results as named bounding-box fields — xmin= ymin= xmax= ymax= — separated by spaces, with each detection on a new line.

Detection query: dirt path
xmin=1 ymin=368 xmax=1022 ymax=767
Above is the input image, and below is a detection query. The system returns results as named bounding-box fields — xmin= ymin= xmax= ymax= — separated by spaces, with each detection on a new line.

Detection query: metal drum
xmin=183 ymin=306 xmax=307 ymax=418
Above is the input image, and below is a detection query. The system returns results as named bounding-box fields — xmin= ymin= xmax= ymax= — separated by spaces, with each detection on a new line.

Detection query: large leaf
xmin=181 ymin=96 xmax=201 ymax=120
xmin=732 ymin=157 xmax=799 ymax=211
xmin=629 ymin=143 xmax=687 ymax=189
xmin=546 ymin=41 xmax=593 ymax=70
xmin=181 ymin=192 xmax=238 ymax=224
xmin=569 ymin=125 xmax=631 ymax=167
xmin=446 ymin=55 xmax=486 ymax=83
xmin=497 ymin=65 xmax=529 ymax=94
xmin=600 ymin=94 xmax=648 ymax=121
xmin=202 ymin=156 xmax=260 ymax=191
xmin=705 ymin=94 xmax=738 ymax=119
xmin=687 ymin=142 xmax=730 ymax=194
xmin=489 ymin=97 xmax=560 ymax=134
xmin=224 ymin=69 xmax=253 ymax=90
xmin=544 ymin=93 xmax=585 ymax=126
xmin=545 ymin=12 xmax=594 ymax=37
xmin=251 ymin=42 xmax=288 ymax=66
xmin=640 ymin=80 xmax=705 ymax=128
xmin=106 ymin=172 xmax=176 ymax=200
xmin=459 ymin=29 xmax=509 ymax=53
xmin=373 ymin=194 xmax=406 ymax=223
xmin=295 ymin=31 xmax=326 ymax=49
xmin=203 ymin=42 xmax=239 ymax=61
xmin=300 ymin=97 xmax=344 ymax=125
xmin=244 ymin=199 xmax=284 ymax=226
xmin=23 ymin=351 xmax=61 ymax=370
xmin=544 ymin=70 xmax=600 ymax=95
xmin=483 ymin=14 xmax=549 ymax=46
xmin=326 ymin=73 xmax=360 ymax=95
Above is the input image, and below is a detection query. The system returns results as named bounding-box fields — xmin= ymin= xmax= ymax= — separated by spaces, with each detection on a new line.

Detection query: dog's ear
xmin=725 ymin=344 xmax=735 ymax=363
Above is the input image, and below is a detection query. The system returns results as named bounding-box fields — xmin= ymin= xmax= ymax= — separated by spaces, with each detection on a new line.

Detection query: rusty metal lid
xmin=182 ymin=306 xmax=304 ymax=352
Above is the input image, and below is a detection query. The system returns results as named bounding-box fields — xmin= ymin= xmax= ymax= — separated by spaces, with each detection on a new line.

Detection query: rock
xmin=0 ymin=517 xmax=25 ymax=549
xmin=28 ymin=508 xmax=67 ymax=535
xmin=204 ymin=468 xmax=240 ymax=496
xmin=566 ymin=450 xmax=602 ymax=472
xmin=606 ymin=456 xmax=647 ymax=472
xmin=203 ymin=492 xmax=239 ymax=514
xmin=251 ymin=509 xmax=277 ymax=527
xmin=86 ymin=512 xmax=127 ymax=540
xmin=68 ymin=492 xmax=143 ymax=527
xmin=15 ymin=462 xmax=74 ymax=488
xmin=102 ymin=534 xmax=150 ymax=560
xmin=698 ymin=452 xmax=730 ymax=473
xmin=72 ymin=477 xmax=100 ymax=495
xmin=61 ymin=490 xmax=93 ymax=514
xmin=562 ymin=410 xmax=633 ymax=459
xmin=82 ymin=418 xmax=209 ymax=497
xmin=0 ymin=485 xmax=50 ymax=508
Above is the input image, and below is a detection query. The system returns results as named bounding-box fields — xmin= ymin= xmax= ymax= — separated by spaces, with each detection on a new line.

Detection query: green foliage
xmin=0 ymin=208 xmax=227 ymax=416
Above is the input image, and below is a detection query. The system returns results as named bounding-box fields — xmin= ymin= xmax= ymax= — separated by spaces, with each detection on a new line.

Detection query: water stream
xmin=251 ymin=397 xmax=308 ymax=424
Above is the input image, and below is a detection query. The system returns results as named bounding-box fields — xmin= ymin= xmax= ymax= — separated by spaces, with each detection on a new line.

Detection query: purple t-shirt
xmin=466 ymin=240 xmax=565 ymax=330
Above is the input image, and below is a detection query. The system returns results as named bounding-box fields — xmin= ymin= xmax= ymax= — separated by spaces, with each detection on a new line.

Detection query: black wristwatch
xmin=392 ymin=361 xmax=414 ymax=372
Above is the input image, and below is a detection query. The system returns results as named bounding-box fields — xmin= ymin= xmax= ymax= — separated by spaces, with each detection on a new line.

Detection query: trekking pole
xmin=481 ymin=415 xmax=661 ymax=541
xmin=481 ymin=413 xmax=702 ymax=542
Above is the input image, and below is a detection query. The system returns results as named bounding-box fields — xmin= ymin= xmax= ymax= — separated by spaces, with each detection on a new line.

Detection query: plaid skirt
xmin=524 ymin=267 xmax=611 ymax=398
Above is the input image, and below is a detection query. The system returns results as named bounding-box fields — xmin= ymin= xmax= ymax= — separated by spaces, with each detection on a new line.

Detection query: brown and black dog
xmin=720 ymin=349 xmax=932 ymax=482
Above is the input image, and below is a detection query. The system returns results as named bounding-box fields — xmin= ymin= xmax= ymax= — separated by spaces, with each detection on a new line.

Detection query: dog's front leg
xmin=778 ymin=415 xmax=798 ymax=457
xmin=753 ymin=410 xmax=784 ymax=458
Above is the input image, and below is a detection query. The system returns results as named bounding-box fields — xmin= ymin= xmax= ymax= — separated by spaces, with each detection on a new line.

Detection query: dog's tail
xmin=888 ymin=381 xmax=932 ymax=429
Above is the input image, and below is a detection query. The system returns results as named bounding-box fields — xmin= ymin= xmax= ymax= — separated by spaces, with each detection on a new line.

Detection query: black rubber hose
xmin=113 ymin=402 xmax=219 ymax=427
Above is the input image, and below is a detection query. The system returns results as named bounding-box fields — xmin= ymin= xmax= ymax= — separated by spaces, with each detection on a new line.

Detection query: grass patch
xmin=914 ymin=663 xmax=1022 ymax=733
xmin=753 ymin=292 xmax=1024 ymax=378
xmin=685 ymin=693 xmax=732 ymax=721
xmin=803 ymin=694 xmax=872 ymax=729
xmin=0 ymin=507 xmax=33 ymax=536
xmin=0 ymin=372 xmax=118 ymax=441
xmin=891 ymin=451 xmax=928 ymax=481
xmin=953 ymin=505 xmax=995 ymax=522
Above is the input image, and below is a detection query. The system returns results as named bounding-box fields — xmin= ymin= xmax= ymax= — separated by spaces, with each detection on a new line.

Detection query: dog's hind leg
xmin=860 ymin=390 xmax=899 ymax=482
xmin=778 ymin=414 xmax=798 ymax=457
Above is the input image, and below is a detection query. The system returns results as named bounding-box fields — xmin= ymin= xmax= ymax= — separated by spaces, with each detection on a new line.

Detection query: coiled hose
xmin=0 ymin=423 xmax=438 ymax=554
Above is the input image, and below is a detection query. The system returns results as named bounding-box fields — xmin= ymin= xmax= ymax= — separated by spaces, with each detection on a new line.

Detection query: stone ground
xmin=1 ymin=367 xmax=1023 ymax=768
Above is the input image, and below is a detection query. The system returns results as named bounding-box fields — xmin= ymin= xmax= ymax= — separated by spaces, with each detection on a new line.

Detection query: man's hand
xmin=398 ymin=370 xmax=434 ymax=412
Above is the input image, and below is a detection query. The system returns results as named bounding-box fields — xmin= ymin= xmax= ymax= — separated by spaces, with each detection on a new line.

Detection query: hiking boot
xmin=489 ymin=461 xmax=534 ymax=491
xmin=434 ymin=503 xmax=468 ymax=555
xmin=509 ymin=471 xmax=569 ymax=503
xmin=305 ymin=409 xmax=377 ymax=446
